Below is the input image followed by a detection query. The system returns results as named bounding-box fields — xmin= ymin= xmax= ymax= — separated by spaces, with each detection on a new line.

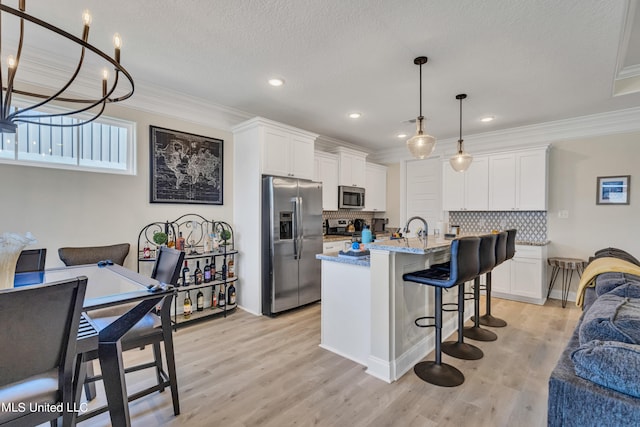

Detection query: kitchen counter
xmin=316 ymin=253 xmax=370 ymax=267
xmin=323 ymin=232 xmax=391 ymax=243
xmin=367 ymin=236 xmax=450 ymax=254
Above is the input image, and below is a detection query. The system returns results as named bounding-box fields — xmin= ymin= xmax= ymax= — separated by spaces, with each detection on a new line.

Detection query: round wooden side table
xmin=547 ymin=257 xmax=588 ymax=308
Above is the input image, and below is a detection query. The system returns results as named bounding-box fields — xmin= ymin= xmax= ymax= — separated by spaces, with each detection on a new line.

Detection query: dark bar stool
xmin=463 ymin=234 xmax=498 ymax=341
xmin=402 ymin=236 xmax=480 ymax=387
xmin=477 ymin=229 xmax=515 ymax=327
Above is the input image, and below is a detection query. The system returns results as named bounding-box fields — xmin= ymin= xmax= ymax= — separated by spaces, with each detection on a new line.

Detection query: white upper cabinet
xmin=516 ymin=149 xmax=548 ymax=210
xmin=365 ymin=163 xmax=387 ymax=212
xmin=261 ymin=120 xmax=316 ymax=180
xmin=314 ymin=151 xmax=339 ymax=211
xmin=488 ymin=153 xmax=517 ymax=210
xmin=442 ymin=156 xmax=489 ymax=211
xmin=335 ymin=147 xmax=367 ymax=187
xmin=488 ymin=147 xmax=548 ymax=211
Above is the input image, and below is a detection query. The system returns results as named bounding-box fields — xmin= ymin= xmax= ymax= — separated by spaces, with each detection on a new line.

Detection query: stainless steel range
xmin=326 ymin=218 xmax=350 ymax=235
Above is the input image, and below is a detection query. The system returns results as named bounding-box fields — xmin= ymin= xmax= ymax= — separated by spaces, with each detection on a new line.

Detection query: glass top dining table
xmin=14 ymin=263 xmax=173 ymax=427
xmin=15 ymin=263 xmax=166 ymax=308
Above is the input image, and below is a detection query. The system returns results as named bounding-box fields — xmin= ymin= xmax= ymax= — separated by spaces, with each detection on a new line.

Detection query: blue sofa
xmin=548 ymin=272 xmax=640 ymax=426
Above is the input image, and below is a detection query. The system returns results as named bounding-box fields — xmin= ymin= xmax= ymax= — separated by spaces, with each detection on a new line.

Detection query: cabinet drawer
xmin=514 ymin=245 xmax=543 ymax=259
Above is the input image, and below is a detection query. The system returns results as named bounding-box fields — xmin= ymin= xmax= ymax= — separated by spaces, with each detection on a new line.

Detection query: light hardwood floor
xmin=79 ymin=297 xmax=581 ymax=427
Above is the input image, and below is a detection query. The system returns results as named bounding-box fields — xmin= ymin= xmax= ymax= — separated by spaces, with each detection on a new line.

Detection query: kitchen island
xmin=316 ymin=236 xmax=467 ymax=383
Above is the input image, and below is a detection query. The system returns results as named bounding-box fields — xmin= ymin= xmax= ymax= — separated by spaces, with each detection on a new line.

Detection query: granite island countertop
xmin=316 ymin=252 xmax=371 ymax=267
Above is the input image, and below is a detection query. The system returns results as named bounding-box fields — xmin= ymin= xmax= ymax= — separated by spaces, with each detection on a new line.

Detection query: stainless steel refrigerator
xmin=262 ymin=176 xmax=323 ymax=315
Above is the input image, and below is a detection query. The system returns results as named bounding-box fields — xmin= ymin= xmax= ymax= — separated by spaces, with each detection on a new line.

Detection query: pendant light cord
xmin=419 ymin=62 xmax=423 ymax=118
xmin=458 ymin=96 xmax=463 ymax=151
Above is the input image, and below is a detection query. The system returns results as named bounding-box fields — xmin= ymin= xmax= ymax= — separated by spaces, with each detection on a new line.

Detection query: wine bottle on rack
xmin=218 ymin=286 xmax=226 ymax=309
xmin=195 ymin=261 xmax=203 ymax=285
xmin=210 ymin=259 xmax=217 ymax=280
xmin=228 ymin=282 xmax=236 ymax=305
xmin=196 ymin=289 xmax=204 ymax=311
xmin=167 ymin=228 xmax=175 ymax=248
xmin=203 ymin=259 xmax=211 ymax=283
xmin=211 ymin=285 xmax=217 ymax=309
xmin=227 ymin=257 xmax=235 ymax=278
xmin=203 ymin=234 xmax=212 ymax=253
xmin=212 ymin=233 xmax=219 ymax=252
xmin=176 ymin=232 xmax=185 ymax=251
xmin=221 ymin=262 xmax=227 ymax=280
xmin=183 ymin=292 xmax=192 ymax=319
xmin=143 ymin=242 xmax=151 ymax=259
xmin=181 ymin=261 xmax=190 ymax=286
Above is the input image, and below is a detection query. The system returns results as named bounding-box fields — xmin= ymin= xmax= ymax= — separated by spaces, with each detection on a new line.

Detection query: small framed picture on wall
xmin=596 ymin=175 xmax=630 ymax=205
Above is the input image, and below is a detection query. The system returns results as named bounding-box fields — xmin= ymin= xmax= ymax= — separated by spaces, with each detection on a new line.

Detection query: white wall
xmin=385 ymin=163 xmax=401 ymax=228
xmin=547 ymin=131 xmax=640 ymax=263
xmin=1 ymin=103 xmax=233 ymax=270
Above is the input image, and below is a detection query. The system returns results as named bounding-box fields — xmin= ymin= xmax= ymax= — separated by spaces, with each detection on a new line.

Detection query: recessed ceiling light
xmin=397 ymin=133 xmax=407 ymax=138
xmin=481 ymin=116 xmax=495 ymax=122
xmin=348 ymin=112 xmax=362 ymax=119
xmin=268 ymin=78 xmax=284 ymax=87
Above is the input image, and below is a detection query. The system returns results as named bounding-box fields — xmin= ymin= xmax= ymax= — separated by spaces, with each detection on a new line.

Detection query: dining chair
xmin=58 ymin=243 xmax=130 ymax=267
xmin=78 ymin=246 xmax=184 ymax=422
xmin=0 ymin=276 xmax=87 ymax=427
xmin=15 ymin=248 xmax=47 ymax=273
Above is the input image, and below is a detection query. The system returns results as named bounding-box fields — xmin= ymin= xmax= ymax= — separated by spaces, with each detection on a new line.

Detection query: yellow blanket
xmin=575 ymin=257 xmax=640 ymax=307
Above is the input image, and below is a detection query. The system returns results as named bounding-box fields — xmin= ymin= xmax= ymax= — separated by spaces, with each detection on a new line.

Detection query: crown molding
xmin=368 ymin=106 xmax=640 ymax=164
xmin=129 ymin=81 xmax=253 ymax=131
xmin=314 ymin=134 xmax=371 ymax=154
xmin=14 ymin=47 xmax=640 ymax=155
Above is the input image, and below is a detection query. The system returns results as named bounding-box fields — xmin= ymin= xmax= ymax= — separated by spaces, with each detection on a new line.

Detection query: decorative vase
xmin=0 ymin=232 xmax=36 ymax=290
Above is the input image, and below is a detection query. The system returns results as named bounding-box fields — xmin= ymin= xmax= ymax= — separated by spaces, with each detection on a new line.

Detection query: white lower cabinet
xmin=491 ymin=245 xmax=547 ymax=304
xmin=323 ymin=240 xmax=350 ymax=254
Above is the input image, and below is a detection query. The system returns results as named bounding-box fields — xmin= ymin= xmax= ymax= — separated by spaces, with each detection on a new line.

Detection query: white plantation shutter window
xmin=0 ymin=105 xmax=135 ymax=175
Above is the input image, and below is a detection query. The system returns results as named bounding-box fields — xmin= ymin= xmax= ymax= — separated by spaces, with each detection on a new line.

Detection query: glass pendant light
xmin=450 ymin=93 xmax=473 ymax=172
xmin=406 ymin=56 xmax=436 ymax=159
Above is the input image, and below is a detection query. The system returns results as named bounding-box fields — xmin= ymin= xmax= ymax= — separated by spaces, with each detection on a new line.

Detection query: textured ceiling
xmin=8 ymin=0 xmax=640 ymax=153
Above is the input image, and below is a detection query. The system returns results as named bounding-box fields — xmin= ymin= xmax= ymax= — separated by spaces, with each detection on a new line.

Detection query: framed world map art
xmin=150 ymin=126 xmax=223 ymax=205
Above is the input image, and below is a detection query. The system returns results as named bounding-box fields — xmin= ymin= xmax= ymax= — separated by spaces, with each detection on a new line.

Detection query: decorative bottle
xmin=227 ymin=282 xmax=236 ymax=305
xmin=210 ymin=258 xmax=217 ymax=280
xmin=183 ymin=292 xmax=192 ymax=319
xmin=181 ymin=260 xmax=190 ymax=286
xmin=211 ymin=285 xmax=218 ymax=309
xmin=176 ymin=232 xmax=185 ymax=251
xmin=204 ymin=259 xmax=211 ymax=283
xmin=143 ymin=242 xmax=151 ymax=259
xmin=196 ymin=289 xmax=204 ymax=311
xmin=218 ymin=286 xmax=226 ymax=308
xmin=194 ymin=261 xmax=203 ymax=285
xmin=227 ymin=258 xmax=235 ymax=278
xmin=203 ymin=233 xmax=212 ymax=253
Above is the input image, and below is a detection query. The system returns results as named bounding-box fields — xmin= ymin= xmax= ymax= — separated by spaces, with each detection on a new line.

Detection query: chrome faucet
xmin=403 ymin=216 xmax=429 ymax=249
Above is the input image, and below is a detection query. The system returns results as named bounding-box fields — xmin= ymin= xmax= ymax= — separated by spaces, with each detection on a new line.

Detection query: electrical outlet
xmin=558 ymin=210 xmax=569 ymax=219
xmin=478 ymin=218 xmax=486 ymax=227
xmin=500 ymin=219 xmax=507 ymax=228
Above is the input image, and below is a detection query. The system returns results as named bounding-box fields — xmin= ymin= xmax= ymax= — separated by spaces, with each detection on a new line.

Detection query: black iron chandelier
xmin=0 ymin=0 xmax=134 ymax=133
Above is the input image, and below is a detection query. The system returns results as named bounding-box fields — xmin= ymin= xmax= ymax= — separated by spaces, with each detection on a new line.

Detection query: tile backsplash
xmin=322 ymin=210 xmax=378 ymax=225
xmin=448 ymin=211 xmax=547 ymax=243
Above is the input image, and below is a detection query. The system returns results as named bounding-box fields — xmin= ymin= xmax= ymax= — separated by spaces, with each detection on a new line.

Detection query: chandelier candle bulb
xmin=82 ymin=10 xmax=92 ymax=26
xmin=82 ymin=10 xmax=91 ymax=41
xmin=113 ymin=33 xmax=122 ymax=63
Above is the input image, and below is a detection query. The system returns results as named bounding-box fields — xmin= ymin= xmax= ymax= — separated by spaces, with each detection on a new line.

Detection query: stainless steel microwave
xmin=338 ymin=185 xmax=365 ymax=209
